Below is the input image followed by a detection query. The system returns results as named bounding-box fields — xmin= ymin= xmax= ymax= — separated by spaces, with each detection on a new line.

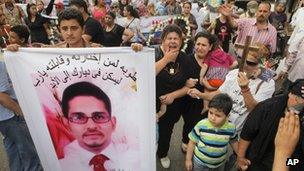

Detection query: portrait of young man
xmin=59 ymin=81 xmax=137 ymax=171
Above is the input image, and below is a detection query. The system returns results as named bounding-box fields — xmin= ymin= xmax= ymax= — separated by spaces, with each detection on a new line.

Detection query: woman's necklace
xmin=161 ymin=46 xmax=180 ymax=75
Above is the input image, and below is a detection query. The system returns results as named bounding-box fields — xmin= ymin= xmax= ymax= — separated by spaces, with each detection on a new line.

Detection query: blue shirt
xmin=0 ymin=61 xmax=16 ymax=121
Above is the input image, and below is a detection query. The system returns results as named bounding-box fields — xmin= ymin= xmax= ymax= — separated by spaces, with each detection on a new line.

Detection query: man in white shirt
xmin=59 ymin=81 xmax=138 ymax=171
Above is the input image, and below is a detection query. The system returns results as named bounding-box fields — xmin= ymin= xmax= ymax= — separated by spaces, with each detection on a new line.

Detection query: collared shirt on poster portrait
xmin=234 ymin=18 xmax=277 ymax=57
xmin=59 ymin=140 xmax=139 ymax=171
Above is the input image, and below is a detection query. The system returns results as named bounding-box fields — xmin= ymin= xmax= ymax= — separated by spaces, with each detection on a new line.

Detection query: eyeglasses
xmin=68 ymin=112 xmax=111 ymax=124
xmin=111 ymin=6 xmax=118 ymax=9
xmin=245 ymin=60 xmax=258 ymax=66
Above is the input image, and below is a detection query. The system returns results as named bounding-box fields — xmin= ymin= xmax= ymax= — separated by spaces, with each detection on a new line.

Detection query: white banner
xmin=4 ymin=47 xmax=156 ymax=171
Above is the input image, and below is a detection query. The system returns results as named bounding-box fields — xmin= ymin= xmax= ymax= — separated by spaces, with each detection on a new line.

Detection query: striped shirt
xmin=235 ymin=18 xmax=277 ymax=57
xmin=189 ymin=119 xmax=237 ymax=168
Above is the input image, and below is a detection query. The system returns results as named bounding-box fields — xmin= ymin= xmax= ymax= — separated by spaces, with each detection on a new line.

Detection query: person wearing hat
xmin=237 ymin=79 xmax=304 ymax=171
xmin=239 ymin=0 xmax=258 ymax=18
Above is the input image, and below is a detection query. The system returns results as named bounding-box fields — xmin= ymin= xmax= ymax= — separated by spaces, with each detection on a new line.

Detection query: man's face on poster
xmin=67 ymin=95 xmax=116 ymax=153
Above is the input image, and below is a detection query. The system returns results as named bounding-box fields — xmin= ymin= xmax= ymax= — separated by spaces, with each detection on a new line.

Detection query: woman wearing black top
xmin=155 ymin=24 xmax=199 ymax=169
xmin=102 ymin=12 xmax=134 ymax=47
xmin=25 ymin=3 xmax=50 ymax=45
xmin=180 ymin=32 xmax=221 ymax=152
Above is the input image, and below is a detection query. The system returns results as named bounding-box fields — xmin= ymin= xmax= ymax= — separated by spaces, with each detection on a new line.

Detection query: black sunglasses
xmin=246 ymin=60 xmax=258 ymax=66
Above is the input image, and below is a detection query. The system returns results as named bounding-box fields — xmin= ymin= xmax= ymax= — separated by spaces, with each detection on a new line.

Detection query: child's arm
xmin=185 ymin=140 xmax=196 ymax=171
xmin=200 ymin=64 xmax=218 ymax=90
xmin=156 ymin=103 xmax=167 ymax=120
xmin=201 ymin=77 xmax=218 ymax=91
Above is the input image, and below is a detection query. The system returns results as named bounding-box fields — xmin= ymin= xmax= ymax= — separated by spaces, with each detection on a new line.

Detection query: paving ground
xmin=0 ymin=118 xmax=185 ymax=171
xmin=0 ymin=134 xmax=9 ymax=171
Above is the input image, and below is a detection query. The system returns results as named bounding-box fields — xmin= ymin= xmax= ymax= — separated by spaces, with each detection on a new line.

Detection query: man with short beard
xmin=58 ymin=82 xmax=139 ymax=171
xmin=219 ymin=1 xmax=277 ymax=58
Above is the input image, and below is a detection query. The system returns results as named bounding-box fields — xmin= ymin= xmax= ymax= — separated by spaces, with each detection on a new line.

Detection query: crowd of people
xmin=0 ymin=0 xmax=304 ymax=171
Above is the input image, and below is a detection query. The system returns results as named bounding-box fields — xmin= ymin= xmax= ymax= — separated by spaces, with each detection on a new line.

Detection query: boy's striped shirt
xmin=189 ymin=118 xmax=237 ymax=168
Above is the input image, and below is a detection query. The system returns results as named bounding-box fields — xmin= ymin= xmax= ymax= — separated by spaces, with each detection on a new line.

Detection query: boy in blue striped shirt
xmin=185 ymin=93 xmax=238 ymax=171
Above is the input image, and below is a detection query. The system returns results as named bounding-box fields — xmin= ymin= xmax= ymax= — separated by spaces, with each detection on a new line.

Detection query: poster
xmin=4 ymin=47 xmax=155 ymax=171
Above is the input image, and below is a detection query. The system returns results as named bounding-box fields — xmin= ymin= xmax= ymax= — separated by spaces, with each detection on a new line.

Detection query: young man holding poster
xmin=59 ymin=81 xmax=137 ymax=171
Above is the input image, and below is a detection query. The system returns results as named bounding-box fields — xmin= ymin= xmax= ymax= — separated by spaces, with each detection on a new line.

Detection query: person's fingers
xmin=277 ymin=118 xmax=284 ymax=133
xmin=288 ymin=111 xmax=296 ymax=133
xmin=159 ymin=95 xmax=166 ymax=100
xmin=187 ymin=89 xmax=193 ymax=95
xmin=294 ymin=114 xmax=300 ymax=137
xmin=283 ymin=112 xmax=290 ymax=131
xmin=246 ymin=159 xmax=251 ymax=165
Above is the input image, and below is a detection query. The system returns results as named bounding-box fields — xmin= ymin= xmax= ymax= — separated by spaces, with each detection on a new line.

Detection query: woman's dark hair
xmin=182 ymin=1 xmax=192 ymax=8
xmin=58 ymin=8 xmax=84 ymax=27
xmin=194 ymin=31 xmax=219 ymax=51
xmin=274 ymin=2 xmax=286 ymax=12
xmin=94 ymin=0 xmax=105 ymax=6
xmin=125 ymin=5 xmax=139 ymax=18
xmin=174 ymin=19 xmax=187 ymax=34
xmin=69 ymin=0 xmax=89 ymax=14
xmin=161 ymin=24 xmax=183 ymax=42
xmin=106 ymin=11 xmax=116 ymax=20
xmin=26 ymin=3 xmax=37 ymax=21
xmin=118 ymin=0 xmax=129 ymax=16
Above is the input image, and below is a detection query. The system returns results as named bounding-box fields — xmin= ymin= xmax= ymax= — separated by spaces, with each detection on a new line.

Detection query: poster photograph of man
xmin=4 ymin=47 xmax=155 ymax=171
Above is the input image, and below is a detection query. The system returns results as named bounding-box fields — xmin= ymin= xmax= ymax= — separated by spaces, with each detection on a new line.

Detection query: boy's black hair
xmin=58 ymin=8 xmax=84 ymax=27
xmin=208 ymin=93 xmax=233 ymax=116
xmin=10 ymin=25 xmax=30 ymax=43
xmin=61 ymin=82 xmax=112 ymax=118
xmin=194 ymin=31 xmax=219 ymax=51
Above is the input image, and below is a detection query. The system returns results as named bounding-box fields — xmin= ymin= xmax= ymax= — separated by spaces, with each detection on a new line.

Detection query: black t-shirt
xmin=25 ymin=15 xmax=50 ymax=44
xmin=180 ymin=53 xmax=204 ymax=113
xmin=155 ymin=46 xmax=190 ymax=110
xmin=241 ymin=95 xmax=288 ymax=170
xmin=215 ymin=18 xmax=233 ymax=52
xmin=84 ymin=17 xmax=104 ymax=45
xmin=102 ymin=24 xmax=125 ymax=47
